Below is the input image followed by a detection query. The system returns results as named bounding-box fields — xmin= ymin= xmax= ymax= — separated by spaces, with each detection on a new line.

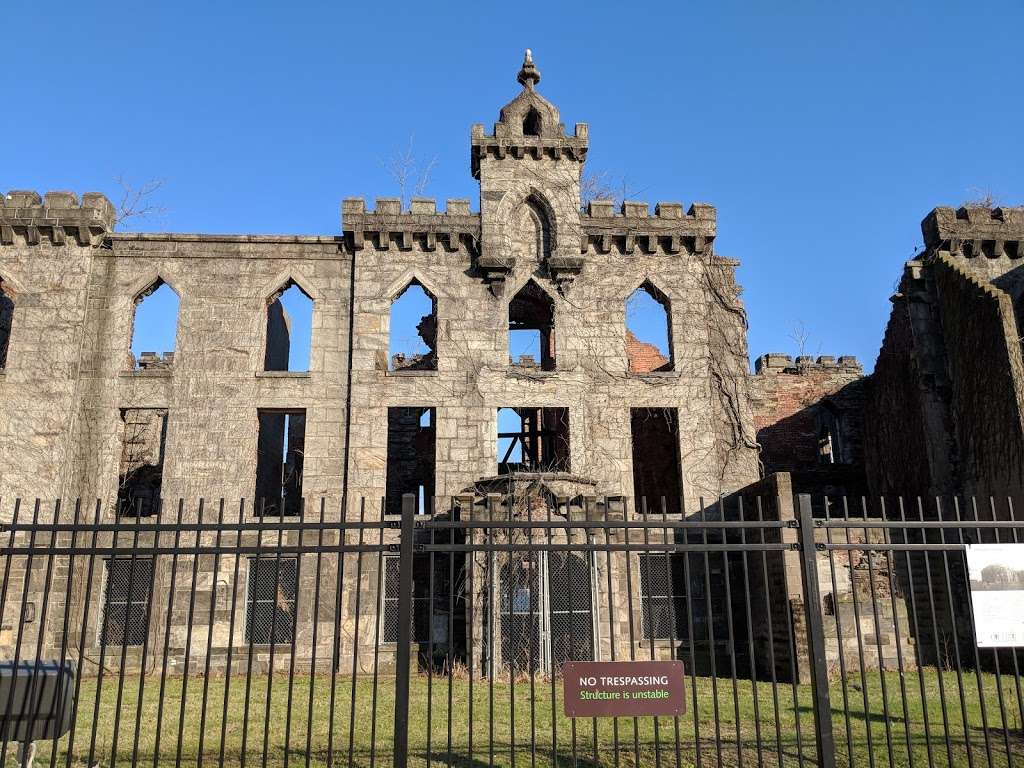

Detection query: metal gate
xmin=0 ymin=492 xmax=1023 ymax=766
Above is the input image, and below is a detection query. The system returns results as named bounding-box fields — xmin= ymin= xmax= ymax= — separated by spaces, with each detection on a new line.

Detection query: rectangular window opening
xmin=117 ymin=408 xmax=168 ymax=517
xmin=245 ymin=556 xmax=298 ymax=645
xmin=256 ymin=409 xmax=306 ymax=516
xmin=630 ymin=407 xmax=683 ymax=515
xmin=497 ymin=407 xmax=570 ymax=474
xmin=385 ymin=407 xmax=436 ymax=515
xmin=101 ymin=557 xmax=154 ymax=647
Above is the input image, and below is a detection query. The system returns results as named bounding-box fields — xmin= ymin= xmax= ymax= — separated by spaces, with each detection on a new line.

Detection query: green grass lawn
xmin=19 ymin=668 xmax=1024 ymax=767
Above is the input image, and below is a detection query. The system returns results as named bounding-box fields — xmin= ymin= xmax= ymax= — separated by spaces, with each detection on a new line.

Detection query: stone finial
xmin=517 ymin=49 xmax=541 ymax=90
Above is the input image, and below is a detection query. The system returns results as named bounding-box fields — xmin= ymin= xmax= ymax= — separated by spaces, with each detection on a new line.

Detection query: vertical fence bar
xmin=393 ymin=493 xmax=416 ymax=768
xmin=795 ymin=494 xmax=836 ymax=768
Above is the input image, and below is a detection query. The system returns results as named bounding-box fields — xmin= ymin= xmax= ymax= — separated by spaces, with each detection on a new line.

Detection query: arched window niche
xmin=625 ymin=282 xmax=673 ymax=373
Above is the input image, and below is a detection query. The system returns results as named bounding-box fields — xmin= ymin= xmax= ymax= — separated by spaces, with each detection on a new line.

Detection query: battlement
xmin=341 ymin=197 xmax=481 ymax=252
xmin=922 ymin=205 xmax=1024 ymax=258
xmin=0 ymin=190 xmax=115 ymax=246
xmin=754 ymin=353 xmax=862 ymax=375
xmin=580 ymin=200 xmax=716 ymax=255
xmin=470 ymin=122 xmax=589 ymax=177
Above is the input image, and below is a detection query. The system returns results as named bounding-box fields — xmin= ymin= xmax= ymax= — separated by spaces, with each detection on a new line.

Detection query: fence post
xmin=796 ymin=494 xmax=836 ymax=768
xmin=393 ymin=493 xmax=416 ymax=768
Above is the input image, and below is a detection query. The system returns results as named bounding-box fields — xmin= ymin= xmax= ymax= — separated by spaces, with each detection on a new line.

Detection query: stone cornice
xmin=580 ymin=201 xmax=716 ymax=255
xmin=922 ymin=205 xmax=1024 ymax=259
xmin=341 ymin=197 xmax=481 ymax=252
xmin=0 ymin=190 xmax=115 ymax=246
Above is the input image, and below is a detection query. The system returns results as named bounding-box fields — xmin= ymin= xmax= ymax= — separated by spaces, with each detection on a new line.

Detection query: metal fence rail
xmin=0 ymin=493 xmax=1021 ymax=767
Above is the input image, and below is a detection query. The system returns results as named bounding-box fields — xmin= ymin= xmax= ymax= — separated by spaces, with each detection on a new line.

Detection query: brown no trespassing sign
xmin=562 ymin=661 xmax=686 ymax=718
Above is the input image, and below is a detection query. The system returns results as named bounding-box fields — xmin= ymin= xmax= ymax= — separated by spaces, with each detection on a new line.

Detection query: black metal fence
xmin=0 ymin=493 xmax=1022 ymax=767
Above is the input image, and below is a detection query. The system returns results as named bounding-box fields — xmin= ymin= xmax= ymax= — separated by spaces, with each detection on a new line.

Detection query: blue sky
xmin=3 ymin=2 xmax=1023 ymax=372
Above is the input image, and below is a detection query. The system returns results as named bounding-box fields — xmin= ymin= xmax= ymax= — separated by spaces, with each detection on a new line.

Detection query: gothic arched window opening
xmin=625 ymin=282 xmax=673 ymax=373
xmin=523 ymin=107 xmax=542 ymax=136
xmin=265 ymin=280 xmax=314 ymax=372
xmin=509 ymin=280 xmax=555 ymax=370
xmin=389 ymin=281 xmax=437 ymax=371
xmin=130 ymin=279 xmax=179 ymax=371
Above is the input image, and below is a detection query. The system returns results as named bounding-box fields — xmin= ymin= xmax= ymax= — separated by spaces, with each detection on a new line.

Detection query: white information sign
xmin=966 ymin=544 xmax=1024 ymax=647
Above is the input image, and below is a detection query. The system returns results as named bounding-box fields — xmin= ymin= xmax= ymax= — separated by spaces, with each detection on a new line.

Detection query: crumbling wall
xmin=932 ymin=251 xmax=1024 ymax=503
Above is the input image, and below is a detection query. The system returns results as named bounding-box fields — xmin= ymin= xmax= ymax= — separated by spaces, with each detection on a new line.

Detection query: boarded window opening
xmin=255 ymin=409 xmax=306 ymax=516
xmin=630 ymin=408 xmax=682 ymax=515
xmin=101 ymin=558 xmax=154 ymax=647
xmin=523 ymin=107 xmax=542 ymax=136
xmin=390 ymin=281 xmax=437 ymax=371
xmin=0 ymin=278 xmax=14 ymax=369
xmin=265 ymin=281 xmax=314 ymax=372
xmin=509 ymin=280 xmax=555 ymax=370
xmin=497 ymin=407 xmax=569 ymax=474
xmin=625 ymin=282 xmax=673 ymax=373
xmin=639 ymin=553 xmax=688 ymax=640
xmin=245 ymin=557 xmax=297 ymax=645
xmin=117 ymin=408 xmax=168 ymax=517
xmin=385 ymin=407 xmax=436 ymax=515
xmin=130 ymin=279 xmax=179 ymax=370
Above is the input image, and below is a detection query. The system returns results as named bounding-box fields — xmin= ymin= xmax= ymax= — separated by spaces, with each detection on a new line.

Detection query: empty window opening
xmin=523 ymin=107 xmax=542 ymax=136
xmin=101 ymin=557 xmax=154 ymax=647
xmin=255 ymin=409 xmax=306 ymax=516
xmin=625 ymin=283 xmax=673 ymax=373
xmin=130 ymin=280 xmax=179 ymax=370
xmin=817 ymin=403 xmax=843 ymax=465
xmin=389 ymin=281 xmax=437 ymax=371
xmin=639 ymin=553 xmax=688 ymax=640
xmin=630 ymin=408 xmax=683 ymax=515
xmin=509 ymin=281 xmax=555 ymax=370
xmin=265 ymin=281 xmax=314 ymax=372
xmin=117 ymin=408 xmax=168 ymax=517
xmin=245 ymin=557 xmax=297 ymax=645
xmin=497 ymin=407 xmax=569 ymax=474
xmin=0 ymin=278 xmax=14 ymax=369
xmin=385 ymin=407 xmax=436 ymax=515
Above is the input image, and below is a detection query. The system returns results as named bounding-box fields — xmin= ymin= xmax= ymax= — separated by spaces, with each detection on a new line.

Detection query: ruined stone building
xmin=0 ymin=52 xmax=762 ymax=672
xmin=0 ymin=51 xmax=1019 ymax=678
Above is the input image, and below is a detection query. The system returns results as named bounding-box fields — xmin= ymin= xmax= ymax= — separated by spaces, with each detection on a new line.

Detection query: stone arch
xmin=497 ymin=188 xmax=559 ymax=265
xmin=264 ymin=278 xmax=314 ymax=372
xmin=128 ymin=275 xmax=180 ymax=370
xmin=508 ymin=278 xmax=556 ymax=370
xmin=389 ymin=279 xmax=438 ymax=371
xmin=625 ymin=279 xmax=674 ymax=372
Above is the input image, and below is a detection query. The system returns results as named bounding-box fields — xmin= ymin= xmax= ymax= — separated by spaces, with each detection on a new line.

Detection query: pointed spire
xmin=517 ymin=48 xmax=541 ymax=90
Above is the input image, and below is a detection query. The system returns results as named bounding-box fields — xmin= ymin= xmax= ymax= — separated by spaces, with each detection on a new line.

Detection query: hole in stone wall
xmin=630 ymin=408 xmax=682 ymax=515
xmin=509 ymin=280 xmax=555 ymax=370
xmin=385 ymin=406 xmax=436 ymax=515
xmin=497 ymin=407 xmax=569 ymax=474
xmin=0 ymin=278 xmax=14 ymax=369
xmin=117 ymin=408 xmax=168 ymax=517
xmin=130 ymin=279 xmax=179 ymax=371
xmin=523 ymin=107 xmax=542 ymax=136
xmin=390 ymin=281 xmax=437 ymax=371
xmin=816 ymin=401 xmax=843 ymax=465
xmin=625 ymin=282 xmax=673 ymax=373
xmin=255 ymin=409 xmax=306 ymax=516
xmin=265 ymin=281 xmax=314 ymax=372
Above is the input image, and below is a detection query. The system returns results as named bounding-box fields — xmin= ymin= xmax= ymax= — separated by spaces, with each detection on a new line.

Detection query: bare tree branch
xmin=382 ymin=135 xmax=438 ymax=210
xmin=113 ymin=175 xmax=169 ymax=230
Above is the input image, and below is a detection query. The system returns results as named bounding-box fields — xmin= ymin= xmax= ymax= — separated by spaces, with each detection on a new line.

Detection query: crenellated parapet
xmin=580 ymin=200 xmax=716 ymax=255
xmin=341 ymin=197 xmax=481 ymax=252
xmin=0 ymin=190 xmax=115 ymax=246
xmin=754 ymin=353 xmax=862 ymax=375
xmin=922 ymin=205 xmax=1024 ymax=259
xmin=470 ymin=122 xmax=589 ymax=178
